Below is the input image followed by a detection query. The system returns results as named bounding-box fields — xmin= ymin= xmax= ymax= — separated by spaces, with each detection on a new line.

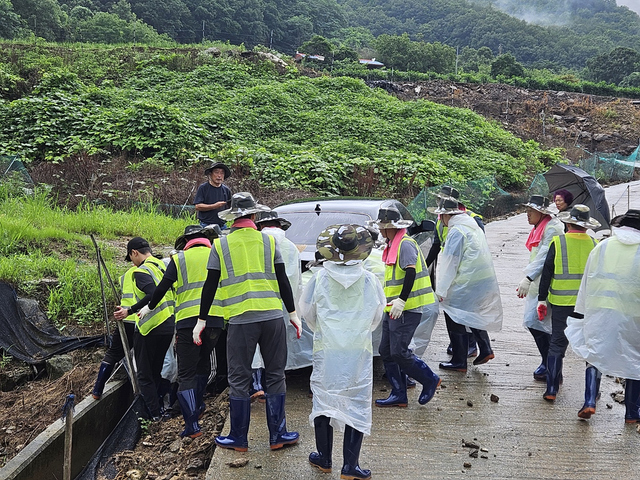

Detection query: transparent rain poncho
xmin=522 ymin=217 xmax=564 ymax=333
xmin=435 ymin=214 xmax=503 ymax=331
xmin=300 ymin=261 xmax=385 ymax=435
xmin=566 ymin=226 xmax=640 ymax=380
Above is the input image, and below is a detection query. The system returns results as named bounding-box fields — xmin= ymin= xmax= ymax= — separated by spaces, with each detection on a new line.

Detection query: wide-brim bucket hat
xmin=316 ymin=224 xmax=373 ymax=265
xmin=427 ymin=197 xmax=466 ymax=215
xmin=432 ymin=185 xmax=460 ymax=200
xmin=557 ymin=204 xmax=601 ymax=229
xmin=610 ymin=209 xmax=640 ymax=230
xmin=218 ymin=192 xmax=271 ymax=222
xmin=174 ymin=224 xmax=220 ymax=250
xmin=254 ymin=210 xmax=292 ymax=231
xmin=520 ymin=194 xmax=554 ymax=215
xmin=204 ymin=162 xmax=231 ymax=179
xmin=368 ymin=200 xmax=415 ymax=229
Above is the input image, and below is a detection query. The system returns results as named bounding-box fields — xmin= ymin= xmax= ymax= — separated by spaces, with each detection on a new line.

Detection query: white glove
xmin=289 ymin=311 xmax=302 ymax=339
xmin=192 ymin=319 xmax=207 ymax=345
xmin=516 ymin=277 xmax=532 ymax=298
xmin=137 ymin=305 xmax=151 ymax=320
xmin=389 ymin=298 xmax=406 ymax=320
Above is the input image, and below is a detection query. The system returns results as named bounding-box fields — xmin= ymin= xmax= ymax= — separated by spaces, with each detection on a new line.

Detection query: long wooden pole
xmin=62 ymin=393 xmax=75 ymax=480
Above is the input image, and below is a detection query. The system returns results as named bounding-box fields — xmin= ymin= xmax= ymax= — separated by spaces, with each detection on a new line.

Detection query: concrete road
xmin=207 ymin=180 xmax=640 ymax=480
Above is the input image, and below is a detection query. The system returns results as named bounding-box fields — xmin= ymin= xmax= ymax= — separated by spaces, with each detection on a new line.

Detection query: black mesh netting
xmin=76 ymin=395 xmax=149 ymax=480
xmin=0 ymin=282 xmax=104 ymax=364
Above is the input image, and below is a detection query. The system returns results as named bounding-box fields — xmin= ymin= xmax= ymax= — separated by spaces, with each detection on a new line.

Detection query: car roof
xmin=275 ymin=198 xmax=406 ymax=218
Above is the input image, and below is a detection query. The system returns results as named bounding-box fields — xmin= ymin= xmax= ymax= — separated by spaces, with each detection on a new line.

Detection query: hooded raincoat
xmin=566 ymin=226 xmax=640 ymax=380
xmin=523 ymin=217 xmax=564 ymax=333
xmin=435 ymin=214 xmax=503 ymax=331
xmin=299 ymin=261 xmax=385 ymax=435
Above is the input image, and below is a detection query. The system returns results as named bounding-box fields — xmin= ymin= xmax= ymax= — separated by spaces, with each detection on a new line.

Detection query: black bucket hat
xmin=204 ymin=162 xmax=231 ymax=179
xmin=610 ymin=209 xmax=640 ymax=230
xmin=427 ymin=197 xmax=466 ymax=215
xmin=520 ymin=195 xmax=554 ymax=215
xmin=174 ymin=224 xmax=220 ymax=250
xmin=254 ymin=210 xmax=292 ymax=231
xmin=433 ymin=185 xmax=460 ymax=200
xmin=125 ymin=237 xmax=150 ymax=261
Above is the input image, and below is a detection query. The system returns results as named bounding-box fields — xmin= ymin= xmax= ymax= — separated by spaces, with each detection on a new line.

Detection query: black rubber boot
xmin=92 ymin=362 xmax=115 ymax=400
xmin=471 ymin=328 xmax=494 ymax=365
xmin=340 ymin=425 xmax=371 ymax=480
xmin=309 ymin=415 xmax=333 ymax=472
xmin=543 ymin=356 xmax=563 ymax=401
xmin=625 ymin=379 xmax=640 ymax=424
xmin=529 ymin=328 xmax=551 ymax=381
xmin=439 ymin=332 xmax=468 ymax=372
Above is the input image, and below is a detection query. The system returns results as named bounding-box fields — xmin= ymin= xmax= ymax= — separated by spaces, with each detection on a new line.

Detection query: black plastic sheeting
xmin=76 ymin=395 xmax=149 ymax=480
xmin=0 ymin=282 xmax=104 ymax=364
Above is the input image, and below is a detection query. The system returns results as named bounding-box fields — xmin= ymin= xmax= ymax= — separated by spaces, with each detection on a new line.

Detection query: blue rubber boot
xmin=92 ymin=362 xmax=114 ymax=400
xmin=309 ymin=415 xmax=333 ymax=472
xmin=340 ymin=425 xmax=371 ymax=480
xmin=249 ymin=368 xmax=265 ymax=402
xmin=215 ymin=396 xmax=251 ymax=450
xmin=176 ymin=389 xmax=202 ymax=438
xmin=195 ymin=374 xmax=209 ymax=419
xmin=625 ymin=379 xmax=640 ymax=424
xmin=402 ymin=357 xmax=441 ymax=405
xmin=530 ymin=328 xmax=550 ymax=381
xmin=265 ymin=392 xmax=299 ymax=450
xmin=543 ymin=356 xmax=563 ymax=401
xmin=578 ymin=365 xmax=601 ymax=419
xmin=375 ymin=362 xmax=408 ymax=407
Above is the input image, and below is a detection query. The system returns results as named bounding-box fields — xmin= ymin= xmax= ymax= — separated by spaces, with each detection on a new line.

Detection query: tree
xmin=298 ymin=35 xmax=333 ymax=58
xmin=0 ymin=0 xmax=22 ymax=39
xmin=585 ymin=47 xmax=640 ymax=85
xmin=491 ymin=53 xmax=525 ymax=78
xmin=12 ymin=0 xmax=69 ymax=41
xmin=620 ymin=72 xmax=640 ymax=88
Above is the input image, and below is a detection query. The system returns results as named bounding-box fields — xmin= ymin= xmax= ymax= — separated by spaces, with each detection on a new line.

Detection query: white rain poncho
xmin=522 ymin=217 xmax=564 ymax=333
xmin=566 ymin=226 xmax=640 ymax=380
xmin=300 ymin=261 xmax=385 ymax=435
xmin=252 ymin=227 xmax=303 ymax=370
xmin=435 ymin=213 xmax=503 ymax=331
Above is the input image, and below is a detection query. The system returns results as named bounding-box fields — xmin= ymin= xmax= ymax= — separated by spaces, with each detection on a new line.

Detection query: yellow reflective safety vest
xmin=172 ymin=246 xmax=223 ymax=323
xmin=384 ymin=235 xmax=435 ymax=312
xmin=133 ymin=256 xmax=175 ymax=335
xmin=213 ymin=228 xmax=282 ymax=320
xmin=548 ymin=233 xmax=597 ymax=306
xmin=584 ymin=238 xmax=640 ymax=317
xmin=437 ymin=211 xmax=482 ymax=249
xmin=119 ymin=266 xmax=138 ymax=324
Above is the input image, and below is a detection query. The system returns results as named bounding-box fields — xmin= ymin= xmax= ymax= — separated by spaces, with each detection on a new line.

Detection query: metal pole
xmin=90 ymin=235 xmax=140 ymax=395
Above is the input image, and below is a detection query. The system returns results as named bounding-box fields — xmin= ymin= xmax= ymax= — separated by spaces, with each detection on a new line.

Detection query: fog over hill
xmin=618 ymin=0 xmax=640 ymax=15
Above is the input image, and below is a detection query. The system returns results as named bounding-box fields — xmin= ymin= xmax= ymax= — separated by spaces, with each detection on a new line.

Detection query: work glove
xmin=192 ymin=319 xmax=207 ymax=346
xmin=516 ymin=277 xmax=532 ymax=298
xmin=137 ymin=305 xmax=151 ymax=320
xmin=389 ymin=298 xmax=406 ymax=320
xmin=437 ymin=295 xmax=444 ymax=303
xmin=537 ymin=301 xmax=548 ymax=321
xmin=289 ymin=311 xmax=302 ymax=339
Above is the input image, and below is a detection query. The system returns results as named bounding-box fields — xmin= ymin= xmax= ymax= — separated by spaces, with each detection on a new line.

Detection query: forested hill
xmin=2 ymin=0 xmax=640 ymax=71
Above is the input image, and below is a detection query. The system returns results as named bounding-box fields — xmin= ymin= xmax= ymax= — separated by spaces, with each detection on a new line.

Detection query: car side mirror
xmin=420 ymin=220 xmax=435 ymax=232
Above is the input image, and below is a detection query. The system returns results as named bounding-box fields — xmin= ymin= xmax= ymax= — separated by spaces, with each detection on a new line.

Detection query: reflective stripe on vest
xmin=173 ymin=248 xmax=223 ymax=322
xmin=133 ymin=257 xmax=174 ymax=335
xmin=548 ymin=233 xmax=597 ymax=306
xmin=437 ymin=219 xmax=447 ymax=250
xmin=119 ymin=267 xmax=138 ymax=324
xmin=214 ymin=229 xmax=282 ymax=320
xmin=585 ymin=239 xmax=640 ymax=316
xmin=383 ymin=235 xmax=435 ymax=311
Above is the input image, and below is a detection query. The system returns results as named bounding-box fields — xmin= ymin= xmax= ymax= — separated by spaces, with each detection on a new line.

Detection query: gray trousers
xmin=227 ymin=318 xmax=287 ymax=398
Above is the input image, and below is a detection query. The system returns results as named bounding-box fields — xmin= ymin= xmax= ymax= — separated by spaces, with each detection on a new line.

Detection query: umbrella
xmin=544 ymin=164 xmax=610 ymax=231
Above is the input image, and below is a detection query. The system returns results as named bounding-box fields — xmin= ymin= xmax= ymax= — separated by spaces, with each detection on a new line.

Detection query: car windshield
xmin=280 ymin=212 xmax=373 ymax=244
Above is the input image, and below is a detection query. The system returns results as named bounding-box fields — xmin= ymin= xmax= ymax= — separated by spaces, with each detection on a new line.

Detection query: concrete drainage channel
xmin=0 ymin=373 xmax=133 ymax=480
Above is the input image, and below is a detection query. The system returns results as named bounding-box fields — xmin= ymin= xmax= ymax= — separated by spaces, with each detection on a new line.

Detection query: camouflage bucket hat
xmin=557 ymin=204 xmax=601 ymax=230
xmin=316 ymin=224 xmax=373 ymax=265
xmin=218 ymin=192 xmax=271 ymax=222
xmin=427 ymin=197 xmax=466 ymax=215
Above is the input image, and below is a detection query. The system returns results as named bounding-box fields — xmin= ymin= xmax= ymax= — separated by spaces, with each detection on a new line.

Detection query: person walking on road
xmin=143 ymin=225 xmax=223 ymax=438
xmin=565 ymin=209 xmax=640 ymax=422
xmin=118 ymin=237 xmax=175 ymax=420
xmin=198 ymin=192 xmax=301 ymax=452
xmin=300 ymin=224 xmax=385 ymax=480
xmin=194 ymin=162 xmax=232 ymax=228
xmin=369 ymin=201 xmax=441 ymax=408
xmin=516 ymin=195 xmax=564 ymax=381
xmin=432 ymin=197 xmax=503 ymax=373
xmin=537 ymin=205 xmax=599 ymax=402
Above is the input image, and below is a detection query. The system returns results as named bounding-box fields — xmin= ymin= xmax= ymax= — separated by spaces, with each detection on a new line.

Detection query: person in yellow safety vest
xmin=91 ymin=265 xmax=138 ymax=400
xmin=425 ymin=186 xmax=483 ymax=359
xmin=516 ymin=195 xmax=564 ymax=382
xmin=142 ymin=225 xmax=222 ymax=438
xmin=114 ymin=237 xmax=175 ymax=420
xmin=431 ymin=197 xmax=503 ymax=373
xmin=367 ymin=201 xmax=441 ymax=409
xmin=537 ymin=205 xmax=599 ymax=403
xmin=565 ymin=210 xmax=640 ymax=423
xmin=198 ymin=192 xmax=301 ymax=452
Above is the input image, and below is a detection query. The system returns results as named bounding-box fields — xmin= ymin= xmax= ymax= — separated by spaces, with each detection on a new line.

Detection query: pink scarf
xmin=382 ymin=229 xmax=407 ymax=265
xmin=184 ymin=238 xmax=211 ymax=250
xmin=232 ymin=218 xmax=257 ymax=229
xmin=525 ymin=215 xmax=551 ymax=251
